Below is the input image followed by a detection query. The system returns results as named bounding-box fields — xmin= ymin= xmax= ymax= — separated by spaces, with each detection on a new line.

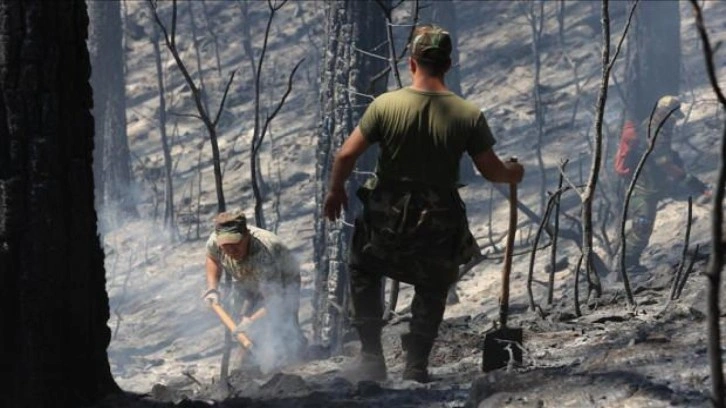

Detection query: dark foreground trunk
xmin=0 ymin=1 xmax=120 ymax=406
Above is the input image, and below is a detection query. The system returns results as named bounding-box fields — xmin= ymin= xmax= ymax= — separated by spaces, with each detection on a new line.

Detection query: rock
xmin=150 ymin=383 xmax=179 ymax=403
xmin=320 ymin=376 xmax=354 ymax=395
xmin=258 ymin=373 xmax=310 ymax=398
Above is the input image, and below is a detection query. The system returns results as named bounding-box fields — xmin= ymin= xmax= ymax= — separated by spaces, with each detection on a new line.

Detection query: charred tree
xmin=148 ymin=0 xmax=237 ymax=216
xmin=625 ymin=1 xmax=681 ymax=124
xmin=313 ymin=0 xmax=389 ymax=351
xmin=148 ymin=12 xmax=176 ymax=234
xmin=580 ymin=0 xmax=637 ymax=301
xmin=689 ymin=1 xmax=726 ymax=406
xmin=0 ymin=1 xmax=120 ymax=406
xmin=249 ymin=0 xmax=304 ymax=230
xmin=521 ymin=0 xmax=547 ymax=214
xmin=88 ymin=0 xmax=137 ymax=226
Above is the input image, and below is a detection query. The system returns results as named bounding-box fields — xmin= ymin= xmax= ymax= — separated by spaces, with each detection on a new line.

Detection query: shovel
xmin=481 ymin=158 xmax=523 ymax=372
xmin=211 ymin=302 xmax=255 ymax=350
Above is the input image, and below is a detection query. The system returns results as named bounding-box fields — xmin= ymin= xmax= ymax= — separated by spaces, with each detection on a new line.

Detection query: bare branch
xmin=171 ymin=0 xmax=177 ymax=48
xmin=557 ymin=161 xmax=582 ymax=197
xmin=352 ymin=44 xmax=391 ymax=62
xmin=168 ymin=111 xmax=203 ymax=121
xmin=255 ymin=58 xmax=305 ymax=155
xmin=344 ymin=88 xmax=376 ymax=102
xmin=548 ymin=159 xmax=568 ymax=305
xmin=670 ymin=196 xmax=693 ymax=300
xmin=213 ymin=70 xmax=237 ymax=127
xmin=690 ymin=0 xmax=726 ymax=106
xmin=606 ymin=0 xmax=639 ymax=74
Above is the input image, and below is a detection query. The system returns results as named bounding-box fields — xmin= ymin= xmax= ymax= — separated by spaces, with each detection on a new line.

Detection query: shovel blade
xmin=481 ymin=326 xmax=523 ymax=372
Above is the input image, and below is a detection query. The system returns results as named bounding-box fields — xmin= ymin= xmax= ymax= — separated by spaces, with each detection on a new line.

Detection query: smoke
xmin=235 ymin=252 xmax=307 ymax=374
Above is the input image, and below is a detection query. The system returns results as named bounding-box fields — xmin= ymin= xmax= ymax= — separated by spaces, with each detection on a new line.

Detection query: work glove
xmin=202 ymin=288 xmax=220 ymax=306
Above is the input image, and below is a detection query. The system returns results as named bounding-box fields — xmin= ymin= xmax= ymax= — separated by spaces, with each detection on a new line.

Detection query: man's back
xmin=359 ymin=87 xmax=495 ymax=187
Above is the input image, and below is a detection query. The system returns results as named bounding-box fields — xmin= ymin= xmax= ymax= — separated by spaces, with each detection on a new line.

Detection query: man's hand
xmin=202 ymin=288 xmax=220 ymax=306
xmin=324 ymin=187 xmax=348 ymax=221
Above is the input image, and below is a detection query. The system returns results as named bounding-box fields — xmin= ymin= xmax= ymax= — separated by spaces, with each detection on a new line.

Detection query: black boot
xmin=344 ymin=323 xmax=387 ymax=382
xmin=401 ymin=333 xmax=434 ymax=383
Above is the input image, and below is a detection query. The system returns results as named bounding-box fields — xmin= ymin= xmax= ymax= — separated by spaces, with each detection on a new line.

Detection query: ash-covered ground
xmin=98 ymin=0 xmax=726 ymax=407
xmin=97 ymin=253 xmax=716 ymax=407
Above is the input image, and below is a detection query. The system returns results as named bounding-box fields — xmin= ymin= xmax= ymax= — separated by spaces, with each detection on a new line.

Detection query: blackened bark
xmin=313 ymin=0 xmax=389 ymax=349
xmin=0 ymin=1 xmax=120 ymax=406
xmin=88 ymin=0 xmax=136 ymax=223
xmin=149 ymin=19 xmax=176 ymax=232
xmin=625 ymin=1 xmax=681 ymax=124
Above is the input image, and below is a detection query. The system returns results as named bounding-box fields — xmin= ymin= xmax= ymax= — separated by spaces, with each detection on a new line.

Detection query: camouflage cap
xmin=213 ymin=210 xmax=248 ymax=245
xmin=410 ymin=25 xmax=452 ymax=63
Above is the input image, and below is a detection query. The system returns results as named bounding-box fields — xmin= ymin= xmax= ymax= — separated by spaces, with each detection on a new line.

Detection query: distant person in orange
xmin=324 ymin=24 xmax=524 ymax=383
xmin=615 ymin=95 xmax=710 ymax=273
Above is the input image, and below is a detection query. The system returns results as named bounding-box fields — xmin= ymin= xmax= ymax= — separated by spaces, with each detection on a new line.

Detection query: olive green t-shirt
xmin=358 ymin=87 xmax=496 ymax=187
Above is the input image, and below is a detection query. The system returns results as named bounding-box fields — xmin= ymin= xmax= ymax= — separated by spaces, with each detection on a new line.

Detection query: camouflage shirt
xmin=206 ymin=226 xmax=300 ymax=303
xmin=632 ymin=120 xmax=700 ymax=197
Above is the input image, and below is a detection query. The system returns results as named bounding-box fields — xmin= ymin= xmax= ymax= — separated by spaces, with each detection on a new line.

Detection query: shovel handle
xmin=211 ymin=302 xmax=254 ymax=349
xmin=499 ymin=157 xmax=518 ymax=327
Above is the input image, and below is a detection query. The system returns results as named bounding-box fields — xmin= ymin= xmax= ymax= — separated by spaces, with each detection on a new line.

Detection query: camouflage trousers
xmin=349 ymin=264 xmax=450 ymax=342
xmin=623 ymin=190 xmax=659 ymax=266
xmin=348 ymin=179 xmax=479 ymax=340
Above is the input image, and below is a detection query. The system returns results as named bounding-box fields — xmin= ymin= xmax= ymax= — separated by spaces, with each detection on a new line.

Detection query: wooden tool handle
xmin=499 ymin=157 xmax=518 ymax=327
xmin=211 ymin=302 xmax=254 ymax=349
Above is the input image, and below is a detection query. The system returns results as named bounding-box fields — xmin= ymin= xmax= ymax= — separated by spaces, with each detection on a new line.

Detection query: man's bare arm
xmin=205 ymin=256 xmax=222 ymax=291
xmin=471 ymin=149 xmax=524 ymax=184
xmin=329 ymin=127 xmax=371 ymax=192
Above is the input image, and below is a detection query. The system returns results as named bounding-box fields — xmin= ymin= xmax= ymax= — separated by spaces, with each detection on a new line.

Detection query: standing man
xmin=323 ymin=24 xmax=524 ymax=383
xmin=203 ymin=210 xmax=308 ymax=372
xmin=619 ymin=95 xmax=710 ymax=273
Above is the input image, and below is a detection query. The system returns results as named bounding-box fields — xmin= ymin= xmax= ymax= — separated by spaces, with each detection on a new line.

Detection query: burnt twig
xmin=671 ymin=197 xmax=693 ymax=300
xmin=548 ymin=159 xmax=568 ymax=305
xmin=675 ymin=244 xmax=700 ymax=300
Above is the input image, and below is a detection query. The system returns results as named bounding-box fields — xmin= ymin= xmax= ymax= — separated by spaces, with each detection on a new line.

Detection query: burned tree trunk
xmin=0 ymin=1 xmax=120 ymax=406
xmin=88 ymin=0 xmax=137 ymax=225
xmin=149 ymin=17 xmax=177 ymax=233
xmin=625 ymin=1 xmax=680 ymax=124
xmin=688 ymin=0 xmax=726 ymax=405
xmin=313 ymin=0 xmax=389 ymax=351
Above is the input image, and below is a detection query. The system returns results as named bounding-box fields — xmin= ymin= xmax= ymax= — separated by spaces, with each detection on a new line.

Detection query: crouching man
xmin=202 ymin=210 xmax=307 ymax=372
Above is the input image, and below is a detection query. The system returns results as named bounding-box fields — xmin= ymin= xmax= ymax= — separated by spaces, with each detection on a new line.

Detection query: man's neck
xmin=410 ymin=75 xmax=448 ymax=92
